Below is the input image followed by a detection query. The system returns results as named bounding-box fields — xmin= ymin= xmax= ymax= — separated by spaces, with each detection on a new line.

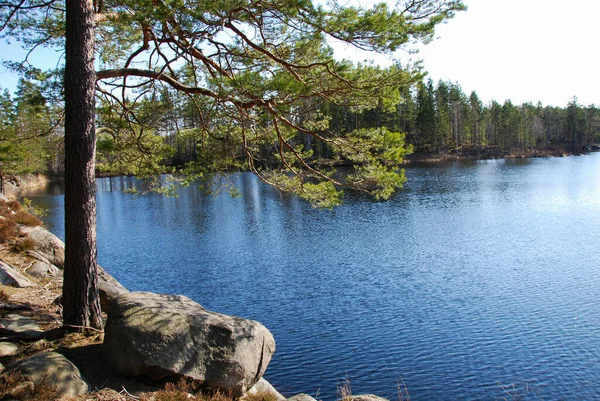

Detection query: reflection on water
xmin=22 ymin=154 xmax=600 ymax=400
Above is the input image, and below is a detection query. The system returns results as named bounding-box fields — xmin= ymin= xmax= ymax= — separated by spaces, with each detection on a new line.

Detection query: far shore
xmin=401 ymin=147 xmax=594 ymax=165
xmin=15 ymin=147 xmax=599 ymax=185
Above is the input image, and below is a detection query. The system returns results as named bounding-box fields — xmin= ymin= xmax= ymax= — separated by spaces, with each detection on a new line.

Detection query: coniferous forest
xmin=2 ymin=73 xmax=599 ymax=180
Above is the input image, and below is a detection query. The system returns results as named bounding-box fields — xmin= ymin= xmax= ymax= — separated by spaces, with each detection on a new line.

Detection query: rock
xmin=343 ymin=396 xmax=389 ymax=401
xmin=103 ymin=292 xmax=275 ymax=397
xmin=21 ymin=224 xmax=128 ymax=308
xmin=26 ymin=260 xmax=60 ymax=278
xmin=0 ymin=314 xmax=44 ymax=341
xmin=18 ymin=226 xmax=64 ymax=268
xmin=0 ymin=341 xmax=19 ymax=357
xmin=7 ymin=380 xmax=35 ymax=399
xmin=2 ymin=177 xmax=20 ymax=199
xmin=26 ymin=250 xmax=52 ymax=265
xmin=245 ymin=378 xmax=286 ymax=401
xmin=5 ymin=351 xmax=89 ymax=397
xmin=0 ymin=260 xmax=34 ymax=288
xmin=287 ymin=394 xmax=318 ymax=401
xmin=98 ymin=266 xmax=129 ymax=312
xmin=3 ymin=173 xmax=49 ymax=198
xmin=44 ymin=265 xmax=128 ymax=313
xmin=17 ymin=173 xmax=50 ymax=192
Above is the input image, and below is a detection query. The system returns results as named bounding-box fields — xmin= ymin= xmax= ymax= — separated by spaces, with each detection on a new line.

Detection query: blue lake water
xmin=22 ymin=154 xmax=600 ymax=400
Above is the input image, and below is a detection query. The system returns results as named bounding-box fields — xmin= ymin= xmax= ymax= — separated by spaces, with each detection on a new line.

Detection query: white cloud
xmin=417 ymin=0 xmax=600 ymax=106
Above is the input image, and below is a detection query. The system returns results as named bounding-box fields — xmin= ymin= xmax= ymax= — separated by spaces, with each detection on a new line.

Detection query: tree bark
xmin=63 ymin=0 xmax=103 ymax=330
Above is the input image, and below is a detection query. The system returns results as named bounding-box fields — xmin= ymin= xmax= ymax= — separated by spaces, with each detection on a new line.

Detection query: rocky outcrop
xmin=5 ymin=351 xmax=89 ymax=397
xmin=0 ymin=314 xmax=44 ymax=341
xmin=18 ymin=225 xmax=65 ymax=268
xmin=343 ymin=396 xmax=389 ymax=401
xmin=245 ymin=378 xmax=286 ymax=401
xmin=2 ymin=173 xmax=50 ymax=199
xmin=287 ymin=394 xmax=318 ymax=401
xmin=0 ymin=260 xmax=34 ymax=288
xmin=23 ymin=225 xmax=129 ymax=310
xmin=0 ymin=342 xmax=19 ymax=357
xmin=97 ymin=265 xmax=129 ymax=311
xmin=103 ymin=292 xmax=276 ymax=397
xmin=26 ymin=260 xmax=60 ymax=278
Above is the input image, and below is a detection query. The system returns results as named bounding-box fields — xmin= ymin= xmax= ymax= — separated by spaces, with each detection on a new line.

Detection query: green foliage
xmin=1 ymin=0 xmax=467 ymax=207
xmin=96 ymin=98 xmax=176 ymax=179
xmin=348 ymin=163 xmax=407 ymax=200
xmin=20 ymin=198 xmax=47 ymax=219
xmin=0 ymin=76 xmax=63 ymax=181
xmin=271 ymin=173 xmax=343 ymax=208
xmin=95 ymin=127 xmax=174 ymax=178
xmin=334 ymin=127 xmax=411 ymax=164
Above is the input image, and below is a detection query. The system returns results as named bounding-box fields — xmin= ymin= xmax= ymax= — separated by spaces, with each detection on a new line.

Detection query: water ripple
xmin=22 ymin=154 xmax=600 ymax=401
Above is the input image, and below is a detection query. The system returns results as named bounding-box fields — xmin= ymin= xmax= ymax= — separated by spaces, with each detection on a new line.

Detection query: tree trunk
xmin=63 ymin=0 xmax=103 ymax=330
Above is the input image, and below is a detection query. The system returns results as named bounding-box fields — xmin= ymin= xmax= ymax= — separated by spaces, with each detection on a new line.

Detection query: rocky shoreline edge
xmin=0 ymin=188 xmax=390 ymax=401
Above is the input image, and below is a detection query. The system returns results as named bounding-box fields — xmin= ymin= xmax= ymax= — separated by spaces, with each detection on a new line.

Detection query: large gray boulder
xmin=25 ymin=232 xmax=129 ymax=310
xmin=97 ymin=265 xmax=129 ymax=311
xmin=0 ymin=314 xmax=44 ymax=341
xmin=0 ymin=260 xmax=34 ymax=288
xmin=18 ymin=225 xmax=64 ymax=268
xmin=103 ymin=292 xmax=275 ymax=397
xmin=21 ymin=223 xmax=129 ymax=307
xmin=30 ymin=263 xmax=128 ymax=312
xmin=5 ymin=351 xmax=89 ymax=397
xmin=51 ymin=266 xmax=129 ymax=313
xmin=26 ymin=260 xmax=60 ymax=278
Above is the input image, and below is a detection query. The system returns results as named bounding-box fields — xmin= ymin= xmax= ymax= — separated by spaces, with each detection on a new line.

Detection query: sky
xmin=415 ymin=0 xmax=600 ymax=107
xmin=1 ymin=0 xmax=598 ymax=107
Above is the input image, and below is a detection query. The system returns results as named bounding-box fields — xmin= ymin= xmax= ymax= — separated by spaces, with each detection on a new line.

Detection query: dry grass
xmin=496 ymin=382 xmax=530 ymax=401
xmin=64 ymin=388 xmax=129 ymax=401
xmin=138 ymin=380 xmax=280 ymax=401
xmin=0 ymin=371 xmax=59 ymax=401
xmin=58 ymin=331 xmax=104 ymax=349
xmin=65 ymin=386 xmax=284 ymax=401
xmin=0 ymin=216 xmax=18 ymax=242
xmin=138 ymin=379 xmax=216 ymax=401
xmin=13 ymin=210 xmax=42 ymax=227
xmin=17 ymin=339 xmax=55 ymax=359
xmin=14 ymin=237 xmax=36 ymax=253
xmin=243 ymin=390 xmax=281 ymax=401
xmin=337 ymin=377 xmax=411 ymax=401
xmin=337 ymin=376 xmax=352 ymax=401
xmin=0 ymin=199 xmax=42 ymax=246
xmin=396 ymin=378 xmax=410 ymax=401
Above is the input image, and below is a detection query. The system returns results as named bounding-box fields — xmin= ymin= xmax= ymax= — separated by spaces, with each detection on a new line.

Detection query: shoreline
xmin=0 ymin=200 xmax=291 ymax=401
xmin=32 ymin=148 xmax=597 ymax=182
xmin=401 ymin=148 xmax=589 ymax=165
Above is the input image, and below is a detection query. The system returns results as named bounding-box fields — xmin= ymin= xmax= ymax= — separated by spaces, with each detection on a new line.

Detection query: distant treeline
xmin=1 ymin=76 xmax=599 ymax=180
xmin=373 ymin=79 xmax=600 ymax=158
xmin=161 ymin=78 xmax=600 ymax=168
